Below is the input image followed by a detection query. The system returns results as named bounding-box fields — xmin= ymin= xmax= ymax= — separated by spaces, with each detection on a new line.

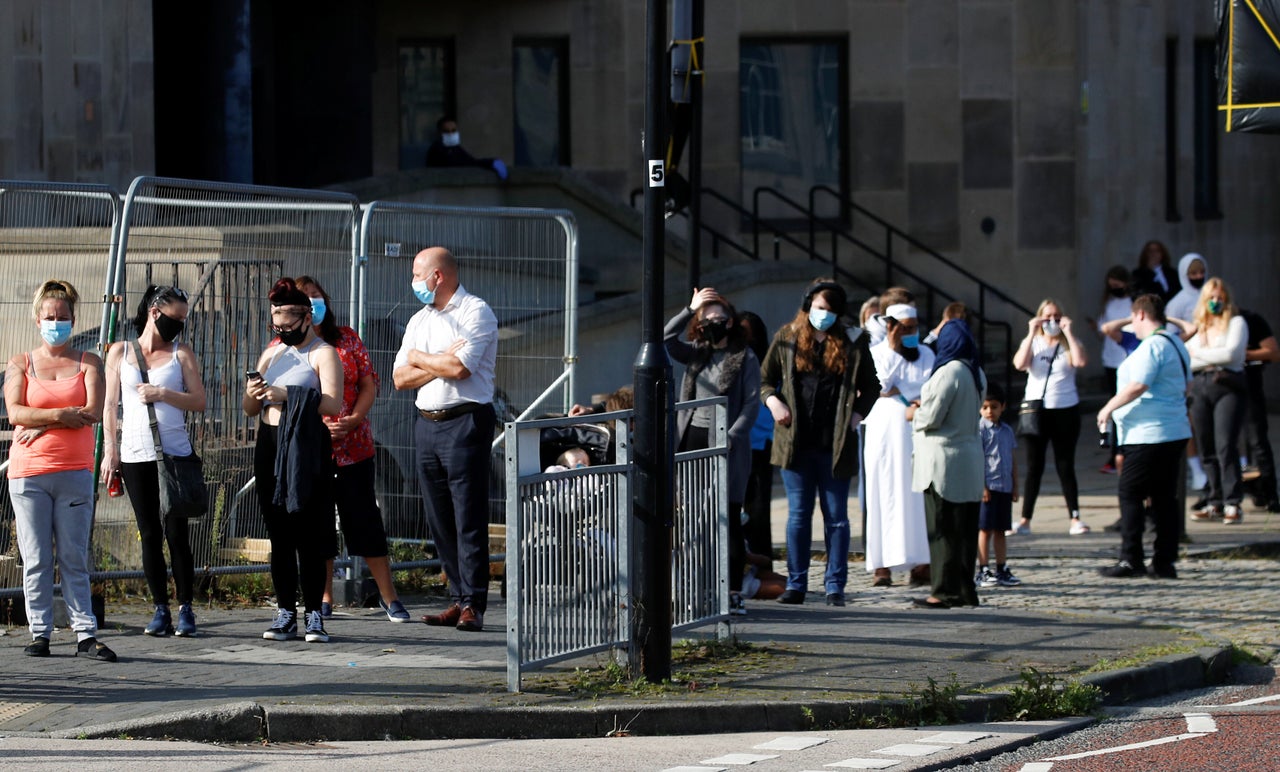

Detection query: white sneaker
xmin=1069 ymin=518 xmax=1091 ymax=535
xmin=1005 ymin=523 xmax=1031 ymax=537
xmin=1223 ymin=505 xmax=1243 ymax=524
xmin=975 ymin=566 xmax=998 ymax=588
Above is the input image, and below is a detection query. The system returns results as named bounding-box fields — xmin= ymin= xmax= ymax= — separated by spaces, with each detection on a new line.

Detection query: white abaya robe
xmin=863 ymin=341 xmax=935 ymax=573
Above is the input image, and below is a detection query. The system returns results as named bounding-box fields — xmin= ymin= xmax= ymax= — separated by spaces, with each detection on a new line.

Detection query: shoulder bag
xmin=1016 ymin=344 xmax=1059 ymax=438
xmin=133 ymin=342 xmax=208 ymax=519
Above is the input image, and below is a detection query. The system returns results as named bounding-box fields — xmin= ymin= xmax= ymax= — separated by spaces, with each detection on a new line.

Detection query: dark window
xmin=398 ymin=40 xmax=456 ymax=171
xmin=513 ymin=39 xmax=570 ymax=167
xmin=1165 ymin=38 xmax=1181 ymax=222
xmin=740 ymin=39 xmax=847 ymax=225
xmin=1193 ymin=38 xmax=1222 ymax=219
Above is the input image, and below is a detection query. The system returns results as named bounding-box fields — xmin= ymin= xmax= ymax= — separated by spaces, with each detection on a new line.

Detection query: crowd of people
xmin=7 ymin=240 xmax=1271 ymax=660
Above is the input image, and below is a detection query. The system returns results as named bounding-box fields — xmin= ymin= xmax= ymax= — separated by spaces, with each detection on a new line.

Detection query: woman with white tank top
xmin=101 ymin=286 xmax=207 ymax=638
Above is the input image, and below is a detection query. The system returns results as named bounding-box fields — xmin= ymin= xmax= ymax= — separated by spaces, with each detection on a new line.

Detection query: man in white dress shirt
xmin=393 ymin=247 xmax=498 ymax=631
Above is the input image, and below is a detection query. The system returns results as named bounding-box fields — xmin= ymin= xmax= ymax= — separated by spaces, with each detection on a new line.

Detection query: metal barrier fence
xmin=505 ymin=399 xmax=728 ymax=692
xmin=0 ymin=178 xmax=578 ymax=598
xmin=358 ymin=202 xmax=578 ymax=541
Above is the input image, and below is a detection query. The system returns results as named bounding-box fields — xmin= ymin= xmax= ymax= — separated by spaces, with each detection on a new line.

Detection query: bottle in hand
xmin=107 ymin=470 xmax=124 ymax=497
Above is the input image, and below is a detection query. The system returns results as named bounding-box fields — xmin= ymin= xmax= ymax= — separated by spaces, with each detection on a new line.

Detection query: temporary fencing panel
xmin=0 ymin=182 xmax=122 ymax=593
xmin=108 ymin=177 xmax=361 ymax=576
xmin=505 ymin=412 xmax=632 ymax=692
xmin=504 ymin=400 xmax=728 ymax=692
xmin=358 ymin=203 xmax=578 ymax=543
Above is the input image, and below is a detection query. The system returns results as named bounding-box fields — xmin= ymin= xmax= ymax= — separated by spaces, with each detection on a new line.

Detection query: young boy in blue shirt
xmin=977 ymin=384 xmax=1021 ymax=587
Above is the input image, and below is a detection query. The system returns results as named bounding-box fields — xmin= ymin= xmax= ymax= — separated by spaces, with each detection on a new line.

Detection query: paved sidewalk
xmin=1 ymin=414 xmax=1277 ymax=746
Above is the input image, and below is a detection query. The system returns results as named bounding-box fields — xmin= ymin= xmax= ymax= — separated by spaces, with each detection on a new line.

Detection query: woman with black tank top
xmin=244 ymin=278 xmax=344 ymax=644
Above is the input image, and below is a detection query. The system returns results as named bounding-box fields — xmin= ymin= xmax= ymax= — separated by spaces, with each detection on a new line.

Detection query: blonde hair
xmin=1034 ymin=298 xmax=1070 ymax=349
xmin=32 ymin=279 xmax=79 ymax=320
xmin=1192 ymin=277 xmax=1235 ymax=332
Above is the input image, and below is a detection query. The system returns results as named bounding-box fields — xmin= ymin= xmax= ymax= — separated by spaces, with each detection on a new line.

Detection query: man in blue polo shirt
xmin=1095 ymin=294 xmax=1193 ymax=579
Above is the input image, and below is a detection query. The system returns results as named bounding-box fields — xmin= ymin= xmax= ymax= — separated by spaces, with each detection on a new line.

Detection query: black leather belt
xmin=419 ymin=402 xmax=483 ymax=422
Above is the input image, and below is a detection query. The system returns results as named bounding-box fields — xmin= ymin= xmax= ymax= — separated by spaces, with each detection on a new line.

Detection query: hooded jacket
xmin=1165 ymin=253 xmax=1207 ymax=323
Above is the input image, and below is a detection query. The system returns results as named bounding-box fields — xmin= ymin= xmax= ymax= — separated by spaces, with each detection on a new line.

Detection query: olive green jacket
xmin=759 ymin=324 xmax=880 ymax=478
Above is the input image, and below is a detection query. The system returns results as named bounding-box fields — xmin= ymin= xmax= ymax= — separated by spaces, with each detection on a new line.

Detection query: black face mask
xmin=697 ymin=319 xmax=730 ymax=345
xmin=1188 ymin=277 xmax=1205 ymax=289
xmin=1108 ymin=286 xmax=1128 ymax=298
xmin=154 ymin=312 xmax=185 ymax=342
xmin=273 ymin=323 xmax=309 ymax=347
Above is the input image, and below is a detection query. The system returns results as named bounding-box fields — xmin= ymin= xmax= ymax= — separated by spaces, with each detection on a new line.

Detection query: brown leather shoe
xmin=456 ymin=606 xmax=484 ymax=632
xmin=421 ymin=603 xmax=462 ymax=626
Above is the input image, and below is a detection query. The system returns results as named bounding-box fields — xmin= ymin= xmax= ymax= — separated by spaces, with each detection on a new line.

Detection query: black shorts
xmin=979 ymin=489 xmax=1013 ymax=532
xmin=335 ymin=457 xmax=389 ymax=558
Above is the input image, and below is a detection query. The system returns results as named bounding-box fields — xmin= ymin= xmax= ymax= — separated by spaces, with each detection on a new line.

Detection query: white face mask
xmin=1042 ymin=319 xmax=1061 ymax=337
xmin=441 ymin=131 xmax=461 ymax=147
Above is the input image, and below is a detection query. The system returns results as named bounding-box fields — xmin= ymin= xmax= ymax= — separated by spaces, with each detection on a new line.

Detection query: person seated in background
xmin=425 ymin=116 xmax=509 ymax=180
xmin=547 ymin=446 xmax=591 ymax=472
xmin=569 ymin=385 xmax=634 ymax=417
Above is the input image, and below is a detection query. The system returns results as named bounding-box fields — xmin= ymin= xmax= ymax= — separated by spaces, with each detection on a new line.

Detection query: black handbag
xmin=133 ymin=343 xmax=208 ymax=519
xmin=1016 ymin=344 xmax=1058 ymax=439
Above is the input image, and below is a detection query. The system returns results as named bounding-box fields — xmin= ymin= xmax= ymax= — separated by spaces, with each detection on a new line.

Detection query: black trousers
xmin=681 ymin=425 xmax=745 ymax=593
xmin=255 ymin=423 xmax=337 ymax=613
xmin=415 ymin=405 xmax=494 ymax=613
xmin=121 ymin=460 xmax=194 ymax=606
xmin=1116 ymin=439 xmax=1186 ymax=570
xmin=1021 ymin=404 xmax=1081 ymax=519
xmin=1189 ymin=371 xmax=1247 ymax=507
xmin=1244 ymin=373 xmax=1278 ymax=503
xmin=742 ymin=444 xmax=774 ymax=561
xmin=923 ymin=485 xmax=979 ymax=607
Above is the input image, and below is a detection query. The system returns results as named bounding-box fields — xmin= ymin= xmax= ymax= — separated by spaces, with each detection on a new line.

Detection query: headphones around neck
xmin=802 ymin=281 xmax=847 ymax=314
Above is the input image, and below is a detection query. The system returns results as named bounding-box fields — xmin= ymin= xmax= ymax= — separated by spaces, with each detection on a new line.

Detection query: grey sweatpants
xmin=10 ymin=469 xmax=98 ymax=639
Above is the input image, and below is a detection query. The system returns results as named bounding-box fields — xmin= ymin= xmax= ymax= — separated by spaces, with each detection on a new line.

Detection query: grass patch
xmin=1085 ymin=640 xmax=1203 ymax=673
xmin=525 ymin=636 xmax=781 ymax=697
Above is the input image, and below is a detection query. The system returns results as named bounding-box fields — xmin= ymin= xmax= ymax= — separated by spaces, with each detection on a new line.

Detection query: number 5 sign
xmin=648 ymin=160 xmax=665 ymax=187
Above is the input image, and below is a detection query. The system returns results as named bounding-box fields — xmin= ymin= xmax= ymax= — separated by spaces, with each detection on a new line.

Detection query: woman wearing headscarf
xmin=862 ymin=303 xmax=934 ymax=588
xmin=760 ymin=279 xmax=880 ymax=606
xmin=907 ymin=320 xmax=985 ymax=609
xmin=1131 ymin=240 xmax=1180 ymax=302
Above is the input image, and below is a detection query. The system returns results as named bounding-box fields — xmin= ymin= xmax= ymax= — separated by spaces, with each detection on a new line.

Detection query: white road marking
xmin=1183 ymin=712 xmax=1218 ymax=733
xmin=699 ymin=753 xmax=779 ymax=765
xmin=1222 ymin=693 xmax=1280 ymax=707
xmin=662 ymin=767 xmax=725 ymax=772
xmin=1045 ymin=732 xmax=1211 ymax=761
xmin=823 ymin=758 xmax=900 ymax=769
xmin=917 ymin=730 xmax=992 ymax=744
xmin=753 ymin=736 xmax=830 ymax=751
xmin=1017 ymin=764 xmax=1054 ymax=772
xmin=871 ymin=743 xmax=949 ymax=756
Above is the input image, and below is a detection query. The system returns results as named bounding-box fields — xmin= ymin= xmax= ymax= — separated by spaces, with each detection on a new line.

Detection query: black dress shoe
xmin=776 ymin=589 xmax=806 ymax=605
xmin=1190 ymin=496 xmax=1209 ymax=511
xmin=1146 ymin=564 xmax=1178 ymax=579
xmin=1103 ymin=519 xmax=1123 ymax=533
xmin=1098 ymin=561 xmax=1143 ymax=578
xmin=825 ymin=593 xmax=845 ymax=607
xmin=911 ymin=597 xmax=949 ymax=609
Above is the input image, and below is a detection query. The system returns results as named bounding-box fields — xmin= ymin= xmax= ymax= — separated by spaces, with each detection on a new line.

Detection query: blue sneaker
xmin=144 ymin=604 xmax=173 ymax=636
xmin=263 ymin=608 xmax=297 ymax=641
xmin=380 ymin=598 xmax=412 ymax=623
xmin=320 ymin=601 xmax=333 ymax=619
xmin=175 ymin=604 xmax=197 ymax=637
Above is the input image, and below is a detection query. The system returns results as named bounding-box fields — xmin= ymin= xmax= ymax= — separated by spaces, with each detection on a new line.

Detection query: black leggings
xmin=1021 ymin=404 xmax=1081 ymax=520
xmin=121 ymin=460 xmax=194 ymax=606
xmin=681 ymin=425 xmax=745 ymax=593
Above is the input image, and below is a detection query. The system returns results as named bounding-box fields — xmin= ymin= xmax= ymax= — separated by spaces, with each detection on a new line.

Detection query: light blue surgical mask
xmin=809 ymin=308 xmax=836 ymax=332
xmin=412 ymin=279 xmax=436 ymax=306
xmin=309 ymin=298 xmax=327 ymax=326
xmin=40 ymin=320 xmax=73 ymax=346
xmin=901 ymin=333 xmax=920 ymax=349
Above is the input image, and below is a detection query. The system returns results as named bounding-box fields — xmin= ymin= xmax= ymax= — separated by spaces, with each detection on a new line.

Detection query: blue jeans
xmin=781 ymin=448 xmax=851 ymax=594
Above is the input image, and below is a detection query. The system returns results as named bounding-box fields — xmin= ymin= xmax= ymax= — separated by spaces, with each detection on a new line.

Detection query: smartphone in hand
xmin=245 ymin=368 xmax=262 ymax=382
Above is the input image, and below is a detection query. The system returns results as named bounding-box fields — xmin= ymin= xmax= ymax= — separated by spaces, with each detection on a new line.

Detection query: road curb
xmin=1082 ymin=644 xmax=1233 ymax=705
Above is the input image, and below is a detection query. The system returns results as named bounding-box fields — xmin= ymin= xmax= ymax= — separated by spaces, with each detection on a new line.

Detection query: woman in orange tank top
xmin=3 ymin=279 xmax=114 ymax=661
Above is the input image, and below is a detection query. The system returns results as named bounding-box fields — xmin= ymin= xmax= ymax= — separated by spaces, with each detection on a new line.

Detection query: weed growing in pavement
xmin=1231 ymin=645 xmax=1270 ymax=666
xmin=1005 ymin=667 xmax=1102 ymax=720
xmin=903 ymin=674 xmax=964 ymax=725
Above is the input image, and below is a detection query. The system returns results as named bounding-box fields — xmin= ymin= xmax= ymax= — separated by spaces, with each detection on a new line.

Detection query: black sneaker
xmin=1147 ymin=564 xmax=1178 ymax=579
xmin=263 ymin=608 xmax=298 ymax=641
xmin=23 ymin=636 xmax=50 ymax=657
xmin=825 ymin=593 xmax=846 ymax=607
xmin=1098 ymin=560 xmax=1143 ymax=578
xmin=776 ymin=589 xmax=805 ymax=604
xmin=303 ymin=610 xmax=329 ymax=643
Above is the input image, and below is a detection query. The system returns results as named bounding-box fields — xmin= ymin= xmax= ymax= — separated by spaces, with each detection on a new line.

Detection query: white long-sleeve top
xmin=1186 ymin=315 xmax=1248 ymax=372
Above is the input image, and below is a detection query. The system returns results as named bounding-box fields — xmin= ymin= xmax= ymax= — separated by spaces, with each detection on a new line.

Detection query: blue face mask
xmin=310 ymin=298 xmax=327 ymax=326
xmin=412 ymin=279 xmax=436 ymax=306
xmin=901 ymin=333 xmax=920 ymax=349
xmin=40 ymin=320 xmax=73 ymax=346
xmin=809 ymin=308 xmax=836 ymax=332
